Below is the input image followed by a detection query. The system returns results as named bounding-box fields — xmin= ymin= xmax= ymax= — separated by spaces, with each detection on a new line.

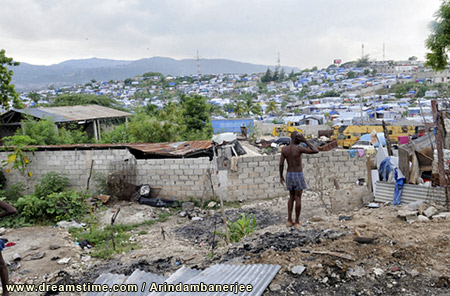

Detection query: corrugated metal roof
xmin=13 ymin=105 xmax=130 ymax=122
xmin=149 ymin=264 xmax=281 ymax=296
xmin=118 ymin=270 xmax=167 ymax=296
xmin=127 ymin=141 xmax=213 ymax=157
xmin=85 ymin=273 xmax=127 ymax=296
xmin=375 ymin=181 xmax=446 ymax=204
xmin=19 ymin=140 xmax=213 ymax=158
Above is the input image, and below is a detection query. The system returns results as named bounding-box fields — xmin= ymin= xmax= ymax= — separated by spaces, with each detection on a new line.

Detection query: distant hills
xmin=10 ymin=57 xmax=300 ymax=92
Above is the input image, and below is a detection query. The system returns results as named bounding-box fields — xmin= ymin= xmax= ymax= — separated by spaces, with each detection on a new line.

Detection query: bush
xmin=0 ymin=182 xmax=24 ymax=203
xmin=34 ymin=172 xmax=69 ymax=198
xmin=14 ymin=190 xmax=90 ymax=225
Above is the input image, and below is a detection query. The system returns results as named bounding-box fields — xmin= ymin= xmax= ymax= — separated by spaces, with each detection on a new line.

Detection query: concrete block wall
xmin=0 ymin=149 xmax=368 ymax=201
xmin=0 ymin=149 xmax=133 ymax=193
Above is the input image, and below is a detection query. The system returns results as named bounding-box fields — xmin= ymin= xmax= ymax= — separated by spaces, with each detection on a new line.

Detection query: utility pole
xmin=196 ymin=50 xmax=201 ymax=77
xmin=383 ymin=42 xmax=385 ymax=62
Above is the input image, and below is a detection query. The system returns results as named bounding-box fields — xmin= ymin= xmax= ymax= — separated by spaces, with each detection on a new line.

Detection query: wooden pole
xmin=418 ymin=97 xmax=434 ymax=150
xmin=431 ymin=100 xmax=446 ymax=188
xmin=213 ymin=146 xmax=230 ymax=244
xmin=382 ymin=120 xmax=393 ymax=156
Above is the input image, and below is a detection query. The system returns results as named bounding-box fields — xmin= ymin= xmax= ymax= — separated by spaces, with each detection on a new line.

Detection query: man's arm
xmin=0 ymin=201 xmax=17 ymax=219
xmin=299 ymin=134 xmax=319 ymax=154
xmin=279 ymin=151 xmax=286 ymax=185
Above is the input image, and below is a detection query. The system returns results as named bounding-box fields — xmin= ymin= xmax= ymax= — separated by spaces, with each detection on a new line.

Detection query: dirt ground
xmin=1 ymin=190 xmax=450 ymax=295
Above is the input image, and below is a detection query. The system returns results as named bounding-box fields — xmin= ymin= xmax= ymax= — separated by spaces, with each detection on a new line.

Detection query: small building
xmin=0 ymin=104 xmax=131 ymax=141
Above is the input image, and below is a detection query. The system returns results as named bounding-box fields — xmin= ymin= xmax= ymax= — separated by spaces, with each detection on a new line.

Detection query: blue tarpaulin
xmin=211 ymin=119 xmax=254 ymax=134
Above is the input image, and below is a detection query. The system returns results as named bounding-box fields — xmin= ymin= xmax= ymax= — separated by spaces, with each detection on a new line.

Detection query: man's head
xmin=291 ymin=131 xmax=300 ymax=144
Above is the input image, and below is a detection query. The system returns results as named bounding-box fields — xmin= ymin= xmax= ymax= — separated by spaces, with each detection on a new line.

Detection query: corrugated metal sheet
xmin=161 ymin=265 xmax=202 ymax=285
xmin=13 ymin=105 xmax=130 ymax=122
xmin=375 ymin=181 xmax=446 ymax=204
xmin=85 ymin=273 xmax=127 ymax=296
xmin=17 ymin=140 xmax=213 ymax=158
xmin=127 ymin=141 xmax=212 ymax=157
xmin=149 ymin=264 xmax=281 ymax=296
xmin=115 ymin=270 xmax=167 ymax=296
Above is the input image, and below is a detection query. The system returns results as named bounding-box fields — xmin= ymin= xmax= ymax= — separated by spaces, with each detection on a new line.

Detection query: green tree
xmin=356 ymin=55 xmax=370 ymax=67
xmin=0 ymin=49 xmax=20 ymax=109
xmin=47 ymin=94 xmax=122 ymax=110
xmin=425 ymin=1 xmax=450 ymax=70
xmin=363 ymin=69 xmax=370 ymax=76
xmin=28 ymin=92 xmax=41 ymax=104
xmin=347 ymin=71 xmax=356 ymax=79
xmin=265 ymin=101 xmax=277 ymax=115
xmin=261 ymin=68 xmax=272 ymax=83
xmin=182 ymin=95 xmax=213 ymax=140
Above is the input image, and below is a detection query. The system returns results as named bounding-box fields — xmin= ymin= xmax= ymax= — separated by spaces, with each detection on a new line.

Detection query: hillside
xmin=10 ymin=57 xmax=299 ymax=91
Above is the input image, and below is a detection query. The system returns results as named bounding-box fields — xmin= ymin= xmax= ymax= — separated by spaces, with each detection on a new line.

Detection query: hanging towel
xmin=348 ymin=149 xmax=356 ymax=158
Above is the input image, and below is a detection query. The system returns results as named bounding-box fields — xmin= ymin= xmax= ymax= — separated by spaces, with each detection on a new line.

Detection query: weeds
xmin=217 ymin=213 xmax=257 ymax=243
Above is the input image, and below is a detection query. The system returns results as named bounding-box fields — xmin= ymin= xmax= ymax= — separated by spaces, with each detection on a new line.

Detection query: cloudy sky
xmin=0 ymin=0 xmax=443 ymax=69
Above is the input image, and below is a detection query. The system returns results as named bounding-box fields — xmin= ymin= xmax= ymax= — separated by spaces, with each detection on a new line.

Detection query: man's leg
xmin=286 ymin=190 xmax=295 ymax=226
xmin=0 ymin=252 xmax=9 ymax=296
xmin=294 ymin=190 xmax=303 ymax=227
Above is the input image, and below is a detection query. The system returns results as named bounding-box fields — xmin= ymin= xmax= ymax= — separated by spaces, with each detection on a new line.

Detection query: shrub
xmin=14 ymin=190 xmax=90 ymax=224
xmin=217 ymin=213 xmax=257 ymax=243
xmin=34 ymin=172 xmax=69 ymax=198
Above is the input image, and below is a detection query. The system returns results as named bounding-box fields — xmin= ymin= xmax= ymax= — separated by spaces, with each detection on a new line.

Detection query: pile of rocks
xmin=397 ymin=201 xmax=450 ymax=223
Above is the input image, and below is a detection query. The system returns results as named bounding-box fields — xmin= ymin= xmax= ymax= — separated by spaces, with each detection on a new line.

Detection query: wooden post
xmin=382 ymin=120 xmax=393 ymax=156
xmin=431 ymin=100 xmax=446 ymax=188
xmin=213 ymin=146 xmax=230 ymax=245
xmin=418 ymin=97 xmax=434 ymax=150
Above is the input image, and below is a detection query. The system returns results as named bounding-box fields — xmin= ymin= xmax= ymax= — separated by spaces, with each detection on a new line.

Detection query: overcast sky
xmin=0 ymin=0 xmax=443 ymax=69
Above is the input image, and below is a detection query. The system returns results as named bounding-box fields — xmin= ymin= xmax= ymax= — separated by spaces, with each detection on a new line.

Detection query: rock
xmin=81 ymin=255 xmax=91 ymax=262
xmin=269 ymin=283 xmax=281 ymax=292
xmin=30 ymin=252 xmax=45 ymax=260
xmin=424 ymin=206 xmax=439 ymax=218
xmin=368 ymin=202 xmax=380 ymax=208
xmin=58 ymin=258 xmax=71 ymax=265
xmin=57 ymin=221 xmax=84 ymax=229
xmin=182 ymin=202 xmax=195 ymax=211
xmin=373 ymin=268 xmax=384 ymax=276
xmin=347 ymin=266 xmax=366 ymax=277
xmin=405 ymin=201 xmax=424 ymax=211
xmin=432 ymin=212 xmax=450 ymax=220
xmin=291 ymin=265 xmax=306 ymax=275
xmin=191 ymin=216 xmax=203 ymax=221
xmin=418 ymin=203 xmax=427 ymax=215
xmin=0 ymin=227 xmax=5 ymax=235
xmin=397 ymin=210 xmax=418 ymax=223
xmin=417 ymin=215 xmax=429 ymax=222
xmin=207 ymin=201 xmax=217 ymax=208
xmin=49 ymin=245 xmax=60 ymax=250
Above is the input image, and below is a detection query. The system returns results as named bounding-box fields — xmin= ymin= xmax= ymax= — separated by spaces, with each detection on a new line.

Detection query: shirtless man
xmin=279 ymin=131 xmax=319 ymax=228
xmin=0 ymin=201 xmax=17 ymax=296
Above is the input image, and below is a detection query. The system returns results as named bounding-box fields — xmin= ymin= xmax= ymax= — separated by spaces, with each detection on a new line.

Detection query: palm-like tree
xmin=265 ymin=101 xmax=277 ymax=115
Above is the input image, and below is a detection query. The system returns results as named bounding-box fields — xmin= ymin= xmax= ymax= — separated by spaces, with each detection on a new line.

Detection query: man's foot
xmin=293 ymin=223 xmax=302 ymax=228
xmin=285 ymin=221 xmax=294 ymax=227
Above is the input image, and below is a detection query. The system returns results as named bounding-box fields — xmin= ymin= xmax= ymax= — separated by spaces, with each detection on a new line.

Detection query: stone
xmin=397 ymin=210 xmax=418 ymax=222
xmin=182 ymin=202 xmax=195 ymax=211
xmin=347 ymin=266 xmax=366 ymax=277
xmin=418 ymin=203 xmax=427 ymax=215
xmin=432 ymin=212 xmax=450 ymax=220
xmin=424 ymin=206 xmax=439 ymax=218
xmin=417 ymin=215 xmax=429 ymax=222
xmin=269 ymin=283 xmax=281 ymax=291
xmin=57 ymin=258 xmax=71 ymax=265
xmin=330 ymin=186 xmax=372 ymax=212
xmin=191 ymin=216 xmax=203 ymax=221
xmin=291 ymin=265 xmax=306 ymax=275
xmin=405 ymin=201 xmax=424 ymax=211
xmin=179 ymin=211 xmax=187 ymax=217
xmin=81 ymin=255 xmax=91 ymax=262
xmin=57 ymin=221 xmax=84 ymax=229
xmin=373 ymin=268 xmax=384 ymax=276
xmin=207 ymin=201 xmax=217 ymax=208
xmin=0 ymin=227 xmax=5 ymax=235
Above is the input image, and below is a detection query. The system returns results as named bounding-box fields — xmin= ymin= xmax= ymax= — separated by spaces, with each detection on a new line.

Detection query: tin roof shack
xmin=0 ymin=105 xmax=131 ymax=142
